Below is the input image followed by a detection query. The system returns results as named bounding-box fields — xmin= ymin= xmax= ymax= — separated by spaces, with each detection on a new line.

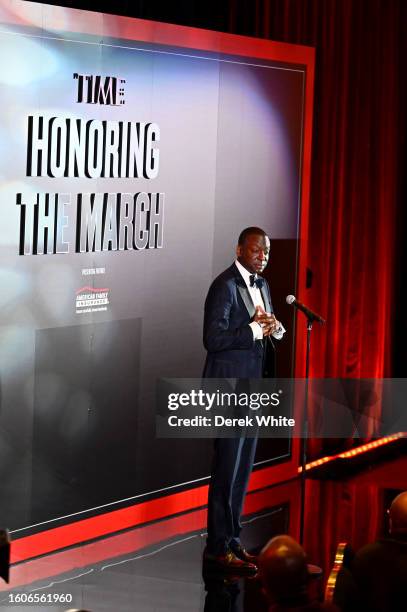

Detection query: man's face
xmin=237 ymin=233 xmax=270 ymax=274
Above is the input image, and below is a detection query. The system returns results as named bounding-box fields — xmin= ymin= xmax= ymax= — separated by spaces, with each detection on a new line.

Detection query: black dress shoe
xmin=203 ymin=549 xmax=257 ymax=574
xmin=230 ymin=545 xmax=257 ymax=564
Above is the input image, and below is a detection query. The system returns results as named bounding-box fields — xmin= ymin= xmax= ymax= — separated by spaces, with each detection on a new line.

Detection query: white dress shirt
xmin=235 ymin=260 xmax=285 ymax=341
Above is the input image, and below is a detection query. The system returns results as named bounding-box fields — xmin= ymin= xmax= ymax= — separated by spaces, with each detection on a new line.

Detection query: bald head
xmin=389 ymin=491 xmax=407 ymax=535
xmin=258 ymin=535 xmax=309 ymax=604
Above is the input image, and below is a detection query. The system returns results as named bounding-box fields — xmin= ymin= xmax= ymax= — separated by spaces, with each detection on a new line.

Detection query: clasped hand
xmin=253 ymin=305 xmax=280 ymax=337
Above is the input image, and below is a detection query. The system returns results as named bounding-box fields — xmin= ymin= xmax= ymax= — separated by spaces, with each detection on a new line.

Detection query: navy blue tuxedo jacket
xmin=203 ymin=263 xmax=275 ymax=379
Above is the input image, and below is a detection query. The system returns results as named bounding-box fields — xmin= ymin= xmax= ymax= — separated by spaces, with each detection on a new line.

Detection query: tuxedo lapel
xmin=232 ymin=264 xmax=256 ymax=318
xmin=260 ymin=283 xmax=273 ymax=314
xmin=237 ymin=283 xmax=256 ymax=318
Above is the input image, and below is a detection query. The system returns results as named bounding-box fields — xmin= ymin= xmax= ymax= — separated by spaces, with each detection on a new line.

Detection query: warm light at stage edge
xmin=299 ymin=433 xmax=406 ymax=472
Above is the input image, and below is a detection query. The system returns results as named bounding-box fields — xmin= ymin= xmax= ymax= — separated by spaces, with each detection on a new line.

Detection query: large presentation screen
xmin=0 ymin=1 xmax=314 ymax=535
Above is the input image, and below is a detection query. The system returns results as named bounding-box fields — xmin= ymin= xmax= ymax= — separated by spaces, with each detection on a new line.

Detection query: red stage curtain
xmin=228 ymin=0 xmax=406 ymax=454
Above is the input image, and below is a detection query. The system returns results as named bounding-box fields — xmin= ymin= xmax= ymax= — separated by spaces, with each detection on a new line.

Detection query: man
xmin=202 ymin=227 xmax=284 ymax=572
xmin=337 ymin=490 xmax=407 ymax=612
xmin=258 ymin=535 xmax=338 ymax=611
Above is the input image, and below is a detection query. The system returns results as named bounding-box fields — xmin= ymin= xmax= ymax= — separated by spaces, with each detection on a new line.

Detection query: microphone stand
xmin=299 ymin=316 xmax=313 ymax=545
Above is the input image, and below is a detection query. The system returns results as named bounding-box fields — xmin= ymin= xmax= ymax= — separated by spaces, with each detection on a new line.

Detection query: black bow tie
xmin=249 ymin=274 xmax=264 ymax=289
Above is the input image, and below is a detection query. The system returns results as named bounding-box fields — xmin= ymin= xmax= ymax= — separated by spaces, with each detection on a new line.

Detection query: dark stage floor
xmin=1 ymin=452 xmax=406 ymax=611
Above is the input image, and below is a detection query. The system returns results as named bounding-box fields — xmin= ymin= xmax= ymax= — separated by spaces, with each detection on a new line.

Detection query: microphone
xmin=286 ymin=295 xmax=325 ymax=324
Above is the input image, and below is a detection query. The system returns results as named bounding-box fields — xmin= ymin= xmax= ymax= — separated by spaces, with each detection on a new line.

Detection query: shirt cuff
xmin=272 ymin=323 xmax=286 ymax=340
xmin=249 ymin=321 xmax=263 ymax=340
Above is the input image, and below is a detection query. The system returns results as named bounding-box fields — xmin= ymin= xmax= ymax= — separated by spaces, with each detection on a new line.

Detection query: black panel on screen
xmin=31 ymin=319 xmax=142 ymax=524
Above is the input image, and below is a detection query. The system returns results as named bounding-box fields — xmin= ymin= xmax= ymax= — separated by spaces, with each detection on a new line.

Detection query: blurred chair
xmin=325 ymin=542 xmax=353 ymax=603
xmin=325 ymin=542 xmax=360 ymax=611
xmin=0 ymin=529 xmax=10 ymax=584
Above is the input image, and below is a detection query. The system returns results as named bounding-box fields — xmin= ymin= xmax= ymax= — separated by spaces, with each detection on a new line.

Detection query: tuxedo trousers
xmin=206 ymin=436 xmax=258 ymax=555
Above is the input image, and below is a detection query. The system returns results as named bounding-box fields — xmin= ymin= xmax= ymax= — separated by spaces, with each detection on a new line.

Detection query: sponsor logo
xmin=76 ymin=285 xmax=110 ymax=314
